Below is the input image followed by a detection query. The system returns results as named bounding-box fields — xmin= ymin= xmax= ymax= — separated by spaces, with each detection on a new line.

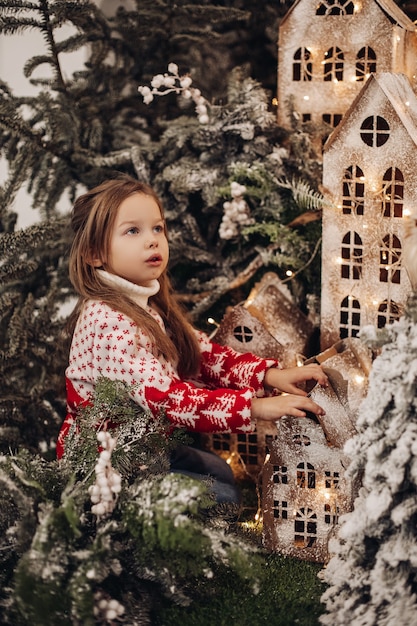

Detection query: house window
xmin=293 ymin=47 xmax=313 ymax=81
xmin=380 ymin=234 xmax=402 ymax=284
xmin=211 ymin=433 xmax=231 ymax=452
xmin=382 ymin=168 xmax=404 ymax=217
xmin=297 ymin=462 xmax=316 ymax=489
xmin=273 ymin=500 xmax=288 ymax=519
xmin=360 ymin=115 xmax=390 ymax=147
xmin=237 ymin=433 xmax=258 ymax=465
xmin=356 ymin=47 xmax=376 ymax=80
xmin=322 ymin=113 xmax=343 ymax=128
xmin=294 ymin=508 xmax=317 ymax=548
xmin=325 ymin=470 xmax=340 ymax=489
xmin=377 ymin=300 xmax=401 ymax=328
xmin=292 ymin=434 xmax=311 ymax=447
xmin=265 ymin=434 xmax=275 ymax=454
xmin=323 ymin=47 xmax=344 ymax=81
xmin=324 ymin=502 xmax=340 ymax=525
xmin=302 ymin=113 xmax=312 ymax=123
xmin=273 ymin=465 xmax=288 ymax=484
xmin=342 ymin=165 xmax=364 ymax=215
xmin=340 ymin=296 xmax=361 ymax=338
xmin=341 ymin=231 xmax=363 ymax=279
xmin=233 ymin=325 xmax=253 ymax=345
xmin=316 ymin=0 xmax=355 ymax=15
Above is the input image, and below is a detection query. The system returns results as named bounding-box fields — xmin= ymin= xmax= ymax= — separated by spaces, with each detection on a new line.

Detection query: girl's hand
xmin=251 ymin=393 xmax=325 ymax=422
xmin=264 ymin=364 xmax=328 ymax=396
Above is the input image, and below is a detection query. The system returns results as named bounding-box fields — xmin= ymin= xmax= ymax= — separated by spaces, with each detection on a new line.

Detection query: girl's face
xmin=99 ymin=192 xmax=169 ymax=286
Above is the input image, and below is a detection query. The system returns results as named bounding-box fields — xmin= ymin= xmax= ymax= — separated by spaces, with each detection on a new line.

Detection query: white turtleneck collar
xmin=97 ymin=270 xmax=160 ymax=309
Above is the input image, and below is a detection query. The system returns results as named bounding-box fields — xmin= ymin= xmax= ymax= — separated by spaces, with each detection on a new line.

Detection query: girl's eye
xmin=154 ymin=224 xmax=164 ymax=233
xmin=126 ymin=226 xmax=139 ymax=235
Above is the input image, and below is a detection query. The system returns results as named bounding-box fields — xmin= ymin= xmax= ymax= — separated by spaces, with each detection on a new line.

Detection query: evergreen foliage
xmin=0 ymin=377 xmax=264 ymax=625
xmin=320 ymin=293 xmax=417 ymax=625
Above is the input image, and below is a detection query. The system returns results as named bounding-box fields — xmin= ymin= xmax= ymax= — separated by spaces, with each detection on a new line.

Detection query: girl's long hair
xmin=67 ymin=175 xmax=201 ymax=379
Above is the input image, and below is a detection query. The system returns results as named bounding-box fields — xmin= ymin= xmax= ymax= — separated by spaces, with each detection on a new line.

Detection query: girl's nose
xmin=147 ymin=239 xmax=157 ymax=249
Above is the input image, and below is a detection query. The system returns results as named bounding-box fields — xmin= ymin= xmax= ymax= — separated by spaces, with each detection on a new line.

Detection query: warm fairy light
xmin=336 ymin=256 xmax=343 ymax=265
xmin=303 ymin=95 xmax=310 ymax=101
xmin=296 ymin=354 xmax=305 ymax=367
xmin=286 ymin=269 xmax=293 ymax=277
xmin=333 ymin=78 xmax=339 ymax=84
xmin=404 ymin=208 xmax=411 ymax=216
xmin=207 ymin=317 xmax=219 ymax=327
xmin=264 ymin=453 xmax=271 ymax=464
xmin=372 ymin=299 xmax=379 ymax=305
xmin=405 ymin=101 xmax=410 ymax=107
xmin=272 ymin=97 xmax=278 ymax=106
xmin=354 ymin=374 xmax=365 ymax=385
xmin=324 ymin=492 xmax=331 ymax=500
xmin=354 ymin=3 xmax=361 ymax=11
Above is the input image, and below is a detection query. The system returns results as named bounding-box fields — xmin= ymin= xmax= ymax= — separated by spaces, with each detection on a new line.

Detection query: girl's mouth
xmin=146 ymin=254 xmax=162 ymax=265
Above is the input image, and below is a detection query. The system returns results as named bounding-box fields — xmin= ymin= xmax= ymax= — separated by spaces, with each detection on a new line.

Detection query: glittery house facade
xmin=202 ymin=272 xmax=316 ymax=480
xmin=262 ymin=338 xmax=371 ymax=562
xmin=277 ymin=0 xmax=417 ymax=134
xmin=320 ymin=72 xmax=414 ymax=348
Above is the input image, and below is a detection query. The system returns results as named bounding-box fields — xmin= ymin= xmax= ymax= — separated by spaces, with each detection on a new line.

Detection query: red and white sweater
xmin=57 ymin=271 xmax=279 ymax=458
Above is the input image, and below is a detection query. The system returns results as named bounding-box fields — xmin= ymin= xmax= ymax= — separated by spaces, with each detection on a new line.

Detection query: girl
xmin=58 ymin=176 xmax=328 ymax=503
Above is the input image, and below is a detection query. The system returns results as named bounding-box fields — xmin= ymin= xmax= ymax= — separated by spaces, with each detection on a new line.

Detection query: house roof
xmin=323 ymin=72 xmax=417 ymax=151
xmin=280 ymin=0 xmax=417 ymax=30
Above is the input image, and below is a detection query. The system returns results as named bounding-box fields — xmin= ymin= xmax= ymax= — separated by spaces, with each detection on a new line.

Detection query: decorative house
xmin=277 ymin=0 xmax=417 ymax=137
xmin=262 ymin=337 xmax=371 ymax=562
xmin=211 ymin=272 xmax=316 ymax=368
xmin=203 ymin=272 xmax=317 ymax=480
xmin=320 ymin=72 xmax=414 ymax=349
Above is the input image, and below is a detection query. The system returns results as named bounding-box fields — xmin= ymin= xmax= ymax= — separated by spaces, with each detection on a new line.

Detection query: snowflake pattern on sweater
xmin=57 ymin=289 xmax=279 ymax=458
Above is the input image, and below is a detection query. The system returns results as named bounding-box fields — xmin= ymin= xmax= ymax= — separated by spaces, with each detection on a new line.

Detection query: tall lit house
xmin=320 ymin=72 xmax=414 ymax=348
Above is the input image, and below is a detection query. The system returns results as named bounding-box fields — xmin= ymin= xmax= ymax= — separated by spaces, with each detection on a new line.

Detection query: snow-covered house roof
xmin=324 ymin=72 xmax=417 ymax=150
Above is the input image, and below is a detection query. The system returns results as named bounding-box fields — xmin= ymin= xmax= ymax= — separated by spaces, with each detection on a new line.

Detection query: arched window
xmin=382 ymin=168 xmax=404 ymax=218
xmin=293 ymin=47 xmax=313 ymax=81
xmin=360 ymin=116 xmax=390 ymax=147
xmin=340 ymin=296 xmax=361 ymax=338
xmin=324 ymin=47 xmax=344 ymax=81
xmin=341 ymin=231 xmax=363 ymax=279
xmin=294 ymin=508 xmax=317 ymax=548
xmin=342 ymin=165 xmax=365 ymax=215
xmin=316 ymin=0 xmax=355 ymax=15
xmin=356 ymin=47 xmax=376 ymax=81
xmin=380 ymin=234 xmax=402 ymax=284
xmin=377 ymin=300 xmax=401 ymax=328
xmin=297 ymin=462 xmax=316 ymax=489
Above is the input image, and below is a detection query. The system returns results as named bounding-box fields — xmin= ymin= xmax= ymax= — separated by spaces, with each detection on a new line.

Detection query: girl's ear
xmin=86 ymin=251 xmax=104 ymax=268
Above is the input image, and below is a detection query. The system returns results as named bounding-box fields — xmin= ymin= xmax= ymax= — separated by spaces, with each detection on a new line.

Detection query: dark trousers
xmin=170 ymin=444 xmax=241 ymax=504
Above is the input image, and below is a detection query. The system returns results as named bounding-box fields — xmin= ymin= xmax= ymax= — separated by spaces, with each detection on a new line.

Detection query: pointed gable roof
xmin=323 ymin=72 xmax=417 ymax=151
xmin=280 ymin=0 xmax=416 ymax=30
